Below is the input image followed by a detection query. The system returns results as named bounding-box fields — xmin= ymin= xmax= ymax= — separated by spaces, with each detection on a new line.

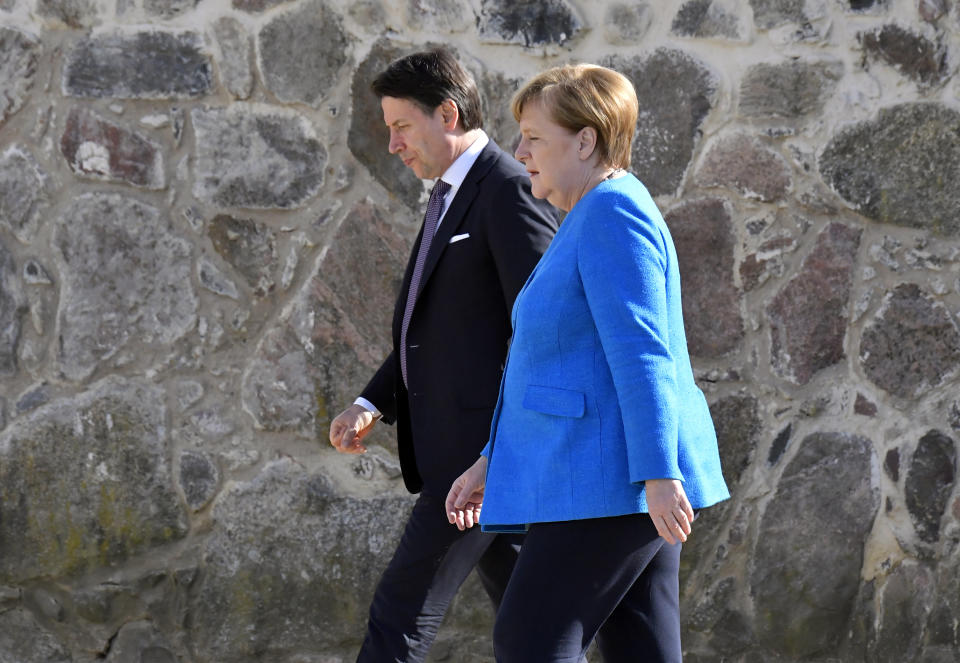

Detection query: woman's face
xmin=515 ymin=100 xmax=584 ymax=212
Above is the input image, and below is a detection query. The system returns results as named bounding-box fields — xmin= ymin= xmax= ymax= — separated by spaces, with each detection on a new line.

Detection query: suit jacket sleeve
xmin=576 ymin=193 xmax=684 ymax=485
xmin=484 ymin=174 xmax=559 ymax=315
xmin=359 ymin=351 xmax=398 ymax=425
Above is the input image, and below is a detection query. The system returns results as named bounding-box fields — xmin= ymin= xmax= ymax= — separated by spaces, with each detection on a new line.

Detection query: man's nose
xmin=388 ymin=131 xmax=402 ymax=154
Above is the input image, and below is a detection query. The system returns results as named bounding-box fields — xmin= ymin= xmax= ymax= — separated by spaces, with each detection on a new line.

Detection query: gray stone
xmin=479 ymin=70 xmax=522 ymax=151
xmin=197 ymin=255 xmax=240 ymax=300
xmin=348 ymin=39 xmax=425 ymax=210
xmin=233 ymin=0 xmax=291 ymax=10
xmin=860 ymin=284 xmax=960 ymax=398
xmin=52 ymin=193 xmax=197 ymax=382
xmin=63 ymin=31 xmax=212 ymax=99
xmin=603 ymin=1 xmax=653 ymax=44
xmin=871 ymin=562 xmax=936 ymax=662
xmin=186 ymin=459 xmax=414 ymax=659
xmin=685 ymin=577 xmax=753 ymax=655
xmin=243 ymin=201 xmax=409 ymax=438
xmin=22 ymin=259 xmax=52 ymax=285
xmin=15 ymin=382 xmax=49 ymax=414
xmin=860 ymin=24 xmax=947 ymax=85
xmin=752 ymin=432 xmax=880 ymax=658
xmin=664 ymin=198 xmax=743 ymax=357
xmin=0 ymin=378 xmax=188 ymax=582
xmin=0 ymin=238 xmax=25 ymax=377
xmin=820 ymin=103 xmax=960 ymax=235
xmin=768 ymin=223 xmax=862 ymax=385
xmin=174 ymin=380 xmax=204 ymax=410
xmin=144 ymin=0 xmax=198 ymax=17
xmin=105 ymin=620 xmax=177 ymax=663
xmin=767 ymin=424 xmax=792 ymax=465
xmin=37 ymin=0 xmax=100 ymax=27
xmin=478 ymin=0 xmax=583 ymax=46
xmin=192 ymin=106 xmax=327 ymax=209
xmin=186 ymin=407 xmax=235 ymax=440
xmin=0 ymin=608 xmax=71 ymax=662
xmin=905 ymin=430 xmax=956 ymax=544
xmin=919 ymin=0 xmax=947 ymax=22
xmin=0 ymin=146 xmax=47 ymax=244
xmin=925 ymin=556 xmax=960 ymax=652
xmin=407 ymin=0 xmax=474 ymax=32
xmin=60 ymin=107 xmax=165 ymax=189
xmin=24 ymin=587 xmax=64 ymax=621
xmin=695 ymin=134 xmax=791 ymax=202
xmin=0 ymin=28 xmax=40 ymax=129
xmin=607 ymin=49 xmax=718 ymax=196
xmin=208 ymin=214 xmax=278 ymax=296
xmin=749 ymin=0 xmax=806 ymax=29
xmin=672 ymin=0 xmax=743 ymax=39
xmin=179 ymin=451 xmax=219 ymax=511
xmin=349 ymin=0 xmax=387 ymax=29
xmin=258 ymin=0 xmax=349 ymax=107
xmin=212 ymin=17 xmax=253 ymax=100
xmin=740 ymin=60 xmax=842 ymax=120
xmin=709 ymin=393 xmax=761 ymax=486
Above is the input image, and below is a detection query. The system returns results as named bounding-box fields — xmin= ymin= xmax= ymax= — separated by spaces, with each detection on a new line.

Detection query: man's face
xmin=381 ymin=96 xmax=452 ymax=179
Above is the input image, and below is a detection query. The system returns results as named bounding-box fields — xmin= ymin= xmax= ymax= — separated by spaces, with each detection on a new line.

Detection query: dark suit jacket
xmin=361 ymin=139 xmax=560 ymax=494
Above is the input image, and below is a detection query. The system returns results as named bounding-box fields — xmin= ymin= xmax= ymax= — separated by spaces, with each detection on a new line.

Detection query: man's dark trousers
xmin=357 ymin=491 xmax=522 ymax=662
xmin=356 ymin=139 xmax=559 ymax=662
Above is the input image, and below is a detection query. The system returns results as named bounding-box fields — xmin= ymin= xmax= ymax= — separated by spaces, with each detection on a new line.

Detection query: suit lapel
xmin=415 ymin=142 xmax=501 ymax=297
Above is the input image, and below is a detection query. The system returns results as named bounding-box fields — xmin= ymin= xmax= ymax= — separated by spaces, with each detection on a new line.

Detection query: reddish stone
xmin=855 ymin=392 xmax=878 ymax=416
xmin=740 ymin=236 xmax=796 ymax=291
xmin=768 ymin=223 xmax=862 ymax=384
xmin=860 ymin=24 xmax=946 ymax=85
xmin=860 ymin=283 xmax=960 ymax=397
xmin=695 ymin=134 xmax=792 ymax=202
xmin=60 ymin=107 xmax=164 ymax=189
xmin=665 ymin=198 xmax=743 ymax=357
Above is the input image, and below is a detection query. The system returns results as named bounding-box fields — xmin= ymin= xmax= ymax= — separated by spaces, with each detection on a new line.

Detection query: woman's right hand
xmin=445 ymin=456 xmax=488 ymax=531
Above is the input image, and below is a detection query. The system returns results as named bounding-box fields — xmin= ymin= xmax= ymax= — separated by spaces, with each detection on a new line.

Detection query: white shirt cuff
xmin=353 ymin=397 xmax=381 ymax=418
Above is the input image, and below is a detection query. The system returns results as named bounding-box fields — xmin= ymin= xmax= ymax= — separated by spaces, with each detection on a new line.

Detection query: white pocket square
xmin=449 ymin=233 xmax=470 ymax=244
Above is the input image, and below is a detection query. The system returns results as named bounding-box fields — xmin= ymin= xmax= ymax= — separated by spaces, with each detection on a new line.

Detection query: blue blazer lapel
xmin=416 ymin=142 xmax=501 ymax=295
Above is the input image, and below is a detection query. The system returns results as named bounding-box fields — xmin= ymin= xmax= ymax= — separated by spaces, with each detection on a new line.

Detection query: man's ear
xmin=577 ymin=126 xmax=598 ymax=161
xmin=439 ymin=99 xmax=460 ymax=131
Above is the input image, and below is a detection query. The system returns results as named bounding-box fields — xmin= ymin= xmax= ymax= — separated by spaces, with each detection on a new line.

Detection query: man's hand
xmin=329 ymin=404 xmax=377 ymax=454
xmin=445 ymin=456 xmax=488 ymax=531
xmin=645 ymin=478 xmax=695 ymax=545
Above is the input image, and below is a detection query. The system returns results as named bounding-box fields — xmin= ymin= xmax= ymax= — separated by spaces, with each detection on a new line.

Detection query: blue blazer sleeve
xmin=576 ymin=194 xmax=684 ymax=484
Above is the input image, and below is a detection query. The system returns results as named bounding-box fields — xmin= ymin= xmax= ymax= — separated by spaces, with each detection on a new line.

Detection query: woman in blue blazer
xmin=445 ymin=64 xmax=729 ymax=662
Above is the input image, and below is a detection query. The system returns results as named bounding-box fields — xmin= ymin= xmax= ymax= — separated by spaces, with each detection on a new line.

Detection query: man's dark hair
xmin=372 ymin=48 xmax=483 ymax=131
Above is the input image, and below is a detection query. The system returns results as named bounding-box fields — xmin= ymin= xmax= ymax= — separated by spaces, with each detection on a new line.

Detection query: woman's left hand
xmin=645 ymin=478 xmax=695 ymax=545
xmin=445 ymin=456 xmax=488 ymax=531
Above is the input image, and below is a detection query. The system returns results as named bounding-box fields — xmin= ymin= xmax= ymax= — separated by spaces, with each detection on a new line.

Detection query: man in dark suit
xmin=327 ymin=49 xmax=559 ymax=662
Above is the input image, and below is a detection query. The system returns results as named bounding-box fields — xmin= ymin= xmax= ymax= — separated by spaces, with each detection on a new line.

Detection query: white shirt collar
xmin=440 ymin=130 xmax=489 ymax=189
xmin=434 ymin=130 xmax=489 ymax=227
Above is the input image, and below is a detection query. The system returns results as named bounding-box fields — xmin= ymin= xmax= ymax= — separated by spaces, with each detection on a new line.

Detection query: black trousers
xmin=493 ymin=513 xmax=683 ymax=663
xmin=356 ymin=490 xmax=521 ymax=663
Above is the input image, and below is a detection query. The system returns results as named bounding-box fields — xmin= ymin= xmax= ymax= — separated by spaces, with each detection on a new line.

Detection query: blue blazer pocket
xmin=522 ymin=385 xmax=586 ymax=418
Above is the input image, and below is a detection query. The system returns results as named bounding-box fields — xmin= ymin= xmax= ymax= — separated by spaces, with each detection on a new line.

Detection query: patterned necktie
xmin=400 ymin=178 xmax=451 ymax=388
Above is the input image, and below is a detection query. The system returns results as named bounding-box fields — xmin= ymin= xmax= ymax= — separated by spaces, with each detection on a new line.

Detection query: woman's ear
xmin=577 ymin=126 xmax=598 ymax=161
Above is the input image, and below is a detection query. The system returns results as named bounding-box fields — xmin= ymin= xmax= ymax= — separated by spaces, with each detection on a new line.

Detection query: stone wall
xmin=1 ymin=0 xmax=959 ymax=661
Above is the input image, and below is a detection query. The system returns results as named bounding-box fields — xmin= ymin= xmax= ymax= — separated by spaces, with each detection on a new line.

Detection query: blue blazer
xmin=480 ymin=174 xmax=729 ymax=531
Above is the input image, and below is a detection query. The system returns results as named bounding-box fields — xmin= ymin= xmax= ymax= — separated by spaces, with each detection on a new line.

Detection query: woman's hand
xmin=445 ymin=456 xmax=488 ymax=531
xmin=645 ymin=478 xmax=695 ymax=545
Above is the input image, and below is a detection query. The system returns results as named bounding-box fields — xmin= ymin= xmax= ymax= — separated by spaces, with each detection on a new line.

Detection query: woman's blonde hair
xmin=511 ymin=64 xmax=639 ymax=169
